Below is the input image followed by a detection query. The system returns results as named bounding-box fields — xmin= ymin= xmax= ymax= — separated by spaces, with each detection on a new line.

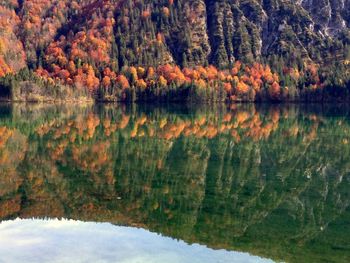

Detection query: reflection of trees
xmin=0 ymin=104 xmax=349 ymax=262
xmin=0 ymin=126 xmax=27 ymax=218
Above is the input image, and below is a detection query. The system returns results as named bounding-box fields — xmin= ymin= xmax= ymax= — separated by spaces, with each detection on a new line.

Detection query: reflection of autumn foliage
xmin=24 ymin=106 xmax=327 ymax=211
xmin=30 ymin=107 xmax=294 ymax=209
xmin=71 ymin=142 xmax=111 ymax=174
xmin=35 ymin=106 xmax=322 ymax=153
xmin=0 ymin=105 xmax=350 ymax=263
xmin=0 ymin=127 xmax=13 ymax=148
xmin=0 ymin=127 xmax=26 ymax=196
xmin=115 ymin=108 xmax=285 ymax=141
xmin=37 ymin=113 xmax=115 ymax=186
xmin=0 ymin=195 xmax=21 ymax=218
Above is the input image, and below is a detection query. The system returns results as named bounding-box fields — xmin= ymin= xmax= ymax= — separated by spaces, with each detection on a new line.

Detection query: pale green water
xmin=0 ymin=103 xmax=349 ymax=262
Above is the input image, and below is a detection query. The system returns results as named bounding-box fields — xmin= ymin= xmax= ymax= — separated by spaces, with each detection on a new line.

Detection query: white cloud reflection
xmin=0 ymin=219 xmax=274 ymax=263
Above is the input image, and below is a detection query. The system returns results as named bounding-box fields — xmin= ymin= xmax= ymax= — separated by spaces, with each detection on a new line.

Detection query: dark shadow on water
xmin=0 ymin=104 xmax=12 ymax=119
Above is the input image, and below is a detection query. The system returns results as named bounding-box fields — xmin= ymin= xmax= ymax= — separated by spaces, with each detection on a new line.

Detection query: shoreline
xmin=1 ymin=99 xmax=350 ymax=104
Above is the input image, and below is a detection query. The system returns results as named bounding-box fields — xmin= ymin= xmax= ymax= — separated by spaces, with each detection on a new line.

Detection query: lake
xmin=0 ymin=103 xmax=349 ymax=263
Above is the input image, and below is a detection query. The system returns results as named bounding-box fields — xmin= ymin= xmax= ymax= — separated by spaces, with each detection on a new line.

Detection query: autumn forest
xmin=0 ymin=0 xmax=349 ymax=102
xmin=1 ymin=1 xmax=350 ymax=262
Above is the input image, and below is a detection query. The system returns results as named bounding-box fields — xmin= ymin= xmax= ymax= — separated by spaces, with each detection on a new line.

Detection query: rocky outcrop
xmin=205 ymin=0 xmax=349 ymax=66
xmin=299 ymin=0 xmax=349 ymax=36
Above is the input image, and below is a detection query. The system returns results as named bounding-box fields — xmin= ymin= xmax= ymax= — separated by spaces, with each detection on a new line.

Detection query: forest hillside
xmin=0 ymin=0 xmax=349 ymax=102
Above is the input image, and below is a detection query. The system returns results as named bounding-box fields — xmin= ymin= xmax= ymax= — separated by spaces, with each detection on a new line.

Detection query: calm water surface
xmin=0 ymin=103 xmax=349 ymax=263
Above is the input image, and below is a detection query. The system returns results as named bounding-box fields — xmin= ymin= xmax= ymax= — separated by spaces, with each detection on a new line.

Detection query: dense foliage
xmin=0 ymin=104 xmax=350 ymax=262
xmin=0 ymin=0 xmax=349 ymax=102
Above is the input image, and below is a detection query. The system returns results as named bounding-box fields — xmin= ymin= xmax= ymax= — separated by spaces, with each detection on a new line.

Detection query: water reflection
xmin=0 ymin=219 xmax=273 ymax=263
xmin=0 ymin=103 xmax=350 ymax=262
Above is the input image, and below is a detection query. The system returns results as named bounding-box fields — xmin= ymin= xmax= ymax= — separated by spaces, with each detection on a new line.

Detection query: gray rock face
xmin=203 ymin=0 xmax=350 ymax=65
xmin=299 ymin=0 xmax=348 ymax=36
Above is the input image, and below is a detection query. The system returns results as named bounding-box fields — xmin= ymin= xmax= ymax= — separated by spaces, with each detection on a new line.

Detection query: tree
xmin=136 ymin=79 xmax=147 ymax=90
xmin=268 ymin=81 xmax=281 ymax=100
xmin=117 ymin=75 xmax=129 ymax=89
xmin=102 ymin=76 xmax=111 ymax=87
xmin=158 ymin=76 xmax=167 ymax=87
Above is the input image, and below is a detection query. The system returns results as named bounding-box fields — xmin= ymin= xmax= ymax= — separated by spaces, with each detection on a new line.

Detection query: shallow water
xmin=0 ymin=103 xmax=349 ymax=262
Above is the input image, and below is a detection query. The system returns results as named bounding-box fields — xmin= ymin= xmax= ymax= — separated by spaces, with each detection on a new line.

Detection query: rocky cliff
xmin=205 ymin=0 xmax=350 ymax=67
